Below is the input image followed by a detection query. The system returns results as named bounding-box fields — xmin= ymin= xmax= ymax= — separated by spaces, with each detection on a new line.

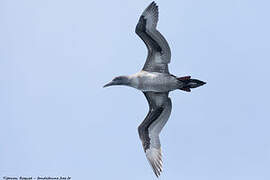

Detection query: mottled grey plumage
xmin=136 ymin=1 xmax=171 ymax=74
xmin=104 ymin=1 xmax=206 ymax=177
xmin=138 ymin=92 xmax=171 ymax=177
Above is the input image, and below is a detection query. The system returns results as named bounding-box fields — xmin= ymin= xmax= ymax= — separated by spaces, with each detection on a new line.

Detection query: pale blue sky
xmin=1 ymin=0 xmax=270 ymax=179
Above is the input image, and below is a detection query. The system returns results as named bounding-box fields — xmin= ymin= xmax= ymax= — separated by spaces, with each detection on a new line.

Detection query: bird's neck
xmin=119 ymin=76 xmax=133 ymax=87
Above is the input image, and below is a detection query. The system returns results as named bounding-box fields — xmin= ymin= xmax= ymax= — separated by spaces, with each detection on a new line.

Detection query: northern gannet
xmin=104 ymin=1 xmax=206 ymax=177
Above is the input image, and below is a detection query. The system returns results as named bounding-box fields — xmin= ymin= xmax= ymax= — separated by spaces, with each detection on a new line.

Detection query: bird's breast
xmin=129 ymin=71 xmax=178 ymax=92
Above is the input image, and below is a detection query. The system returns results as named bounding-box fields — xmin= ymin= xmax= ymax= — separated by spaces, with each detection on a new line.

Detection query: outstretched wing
xmin=138 ymin=92 xmax=172 ymax=177
xmin=135 ymin=1 xmax=171 ymax=74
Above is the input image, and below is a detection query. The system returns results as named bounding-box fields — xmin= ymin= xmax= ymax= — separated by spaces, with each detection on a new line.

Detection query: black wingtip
xmin=148 ymin=1 xmax=158 ymax=9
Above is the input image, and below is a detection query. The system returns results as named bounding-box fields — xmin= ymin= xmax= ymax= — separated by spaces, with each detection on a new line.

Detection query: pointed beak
xmin=103 ymin=81 xmax=114 ymax=88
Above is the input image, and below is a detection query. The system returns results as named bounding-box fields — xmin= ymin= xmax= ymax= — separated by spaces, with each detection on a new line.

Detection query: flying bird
xmin=104 ymin=1 xmax=206 ymax=177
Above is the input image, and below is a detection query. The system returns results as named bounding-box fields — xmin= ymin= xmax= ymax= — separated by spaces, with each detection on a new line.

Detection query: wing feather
xmin=135 ymin=1 xmax=171 ymax=74
xmin=138 ymin=92 xmax=172 ymax=177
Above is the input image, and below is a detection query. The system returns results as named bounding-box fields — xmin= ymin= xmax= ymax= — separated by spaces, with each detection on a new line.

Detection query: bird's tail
xmin=177 ymin=76 xmax=206 ymax=92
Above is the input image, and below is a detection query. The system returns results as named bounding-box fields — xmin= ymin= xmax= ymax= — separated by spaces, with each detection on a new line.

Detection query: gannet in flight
xmin=104 ymin=1 xmax=206 ymax=177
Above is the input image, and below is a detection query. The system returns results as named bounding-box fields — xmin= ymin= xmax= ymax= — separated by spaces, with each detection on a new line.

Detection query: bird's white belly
xmin=129 ymin=71 xmax=178 ymax=92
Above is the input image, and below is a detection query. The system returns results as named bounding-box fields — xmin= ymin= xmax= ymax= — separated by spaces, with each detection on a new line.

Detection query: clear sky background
xmin=1 ymin=0 xmax=270 ymax=179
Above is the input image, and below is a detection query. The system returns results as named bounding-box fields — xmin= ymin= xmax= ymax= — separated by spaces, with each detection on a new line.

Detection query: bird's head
xmin=103 ymin=76 xmax=130 ymax=88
